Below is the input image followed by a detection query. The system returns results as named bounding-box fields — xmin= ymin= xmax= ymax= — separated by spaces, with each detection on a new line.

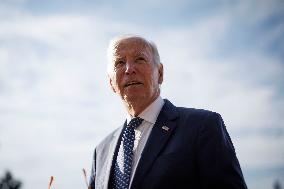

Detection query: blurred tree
xmin=274 ymin=179 xmax=282 ymax=189
xmin=0 ymin=171 xmax=22 ymax=189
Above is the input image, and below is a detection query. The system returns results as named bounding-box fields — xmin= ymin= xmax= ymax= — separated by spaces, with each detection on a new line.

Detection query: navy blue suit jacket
xmin=90 ymin=99 xmax=247 ymax=189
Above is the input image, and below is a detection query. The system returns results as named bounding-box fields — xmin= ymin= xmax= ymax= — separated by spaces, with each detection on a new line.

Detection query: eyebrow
xmin=113 ymin=55 xmax=125 ymax=60
xmin=136 ymin=52 xmax=148 ymax=57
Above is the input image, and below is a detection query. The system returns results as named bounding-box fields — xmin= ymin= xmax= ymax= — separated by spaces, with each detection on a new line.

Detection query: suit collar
xmin=130 ymin=99 xmax=179 ymax=188
xmin=96 ymin=123 xmax=125 ymax=189
xmin=160 ymin=99 xmax=179 ymax=120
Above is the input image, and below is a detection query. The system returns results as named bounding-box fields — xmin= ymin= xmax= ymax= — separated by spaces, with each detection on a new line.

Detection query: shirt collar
xmin=126 ymin=96 xmax=164 ymax=124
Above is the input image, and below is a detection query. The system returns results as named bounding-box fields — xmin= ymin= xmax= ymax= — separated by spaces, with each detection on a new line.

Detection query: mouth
xmin=124 ymin=81 xmax=143 ymax=88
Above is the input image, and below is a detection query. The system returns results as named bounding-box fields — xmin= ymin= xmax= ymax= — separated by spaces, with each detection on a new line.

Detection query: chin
xmin=124 ymin=93 xmax=148 ymax=102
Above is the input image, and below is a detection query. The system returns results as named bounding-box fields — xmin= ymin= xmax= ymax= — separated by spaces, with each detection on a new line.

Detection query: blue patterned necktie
xmin=111 ymin=117 xmax=144 ymax=189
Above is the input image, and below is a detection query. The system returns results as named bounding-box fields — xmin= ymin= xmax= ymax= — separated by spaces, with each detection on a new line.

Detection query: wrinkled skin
xmin=108 ymin=37 xmax=163 ymax=116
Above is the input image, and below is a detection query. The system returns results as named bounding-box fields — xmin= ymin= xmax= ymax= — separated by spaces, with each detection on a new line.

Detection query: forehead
xmin=112 ymin=38 xmax=152 ymax=57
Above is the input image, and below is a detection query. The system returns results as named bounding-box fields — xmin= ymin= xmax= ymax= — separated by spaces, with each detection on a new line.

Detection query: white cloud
xmin=0 ymin=1 xmax=283 ymax=189
xmin=235 ymin=134 xmax=284 ymax=169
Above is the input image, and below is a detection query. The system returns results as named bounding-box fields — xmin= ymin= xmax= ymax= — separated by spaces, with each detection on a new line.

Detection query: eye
xmin=115 ymin=60 xmax=125 ymax=68
xmin=136 ymin=57 xmax=147 ymax=63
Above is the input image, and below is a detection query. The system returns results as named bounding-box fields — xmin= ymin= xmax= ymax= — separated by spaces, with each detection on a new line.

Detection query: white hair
xmin=107 ymin=34 xmax=161 ymax=75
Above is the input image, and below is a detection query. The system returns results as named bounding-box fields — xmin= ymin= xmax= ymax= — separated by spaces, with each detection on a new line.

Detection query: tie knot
xmin=128 ymin=117 xmax=144 ymax=129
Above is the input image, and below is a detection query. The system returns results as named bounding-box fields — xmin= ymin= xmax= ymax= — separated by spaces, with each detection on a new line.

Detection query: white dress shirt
xmin=125 ymin=96 xmax=165 ymax=187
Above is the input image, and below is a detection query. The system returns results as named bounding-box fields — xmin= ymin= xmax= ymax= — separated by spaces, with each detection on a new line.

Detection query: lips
xmin=124 ymin=81 xmax=143 ymax=88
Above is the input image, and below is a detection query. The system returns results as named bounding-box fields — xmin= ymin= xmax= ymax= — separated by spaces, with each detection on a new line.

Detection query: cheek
xmin=113 ymin=73 xmax=123 ymax=89
xmin=147 ymin=70 xmax=160 ymax=85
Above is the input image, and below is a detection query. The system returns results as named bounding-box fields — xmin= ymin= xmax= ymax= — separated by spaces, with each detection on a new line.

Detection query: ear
xmin=109 ymin=77 xmax=116 ymax=93
xmin=158 ymin=63 xmax=163 ymax=84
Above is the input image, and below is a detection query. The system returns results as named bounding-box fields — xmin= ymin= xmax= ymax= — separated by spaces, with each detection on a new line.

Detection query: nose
xmin=125 ymin=61 xmax=136 ymax=75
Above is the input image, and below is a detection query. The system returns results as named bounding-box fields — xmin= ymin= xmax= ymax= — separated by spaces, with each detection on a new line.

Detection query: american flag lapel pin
xmin=162 ymin=126 xmax=170 ymax=131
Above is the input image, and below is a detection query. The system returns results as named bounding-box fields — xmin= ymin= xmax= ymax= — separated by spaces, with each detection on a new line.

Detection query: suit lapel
xmin=131 ymin=100 xmax=179 ymax=188
xmin=97 ymin=124 xmax=124 ymax=189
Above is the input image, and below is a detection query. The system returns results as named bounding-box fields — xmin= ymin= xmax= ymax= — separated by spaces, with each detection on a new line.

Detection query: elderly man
xmin=89 ymin=35 xmax=247 ymax=189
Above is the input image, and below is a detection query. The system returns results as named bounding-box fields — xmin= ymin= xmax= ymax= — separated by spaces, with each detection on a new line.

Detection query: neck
xmin=124 ymin=95 xmax=159 ymax=117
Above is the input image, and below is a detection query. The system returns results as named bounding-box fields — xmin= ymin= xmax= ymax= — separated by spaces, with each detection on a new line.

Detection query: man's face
xmin=108 ymin=38 xmax=163 ymax=105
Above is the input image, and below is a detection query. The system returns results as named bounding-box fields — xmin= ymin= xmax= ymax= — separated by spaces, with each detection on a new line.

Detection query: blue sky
xmin=0 ymin=0 xmax=283 ymax=188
